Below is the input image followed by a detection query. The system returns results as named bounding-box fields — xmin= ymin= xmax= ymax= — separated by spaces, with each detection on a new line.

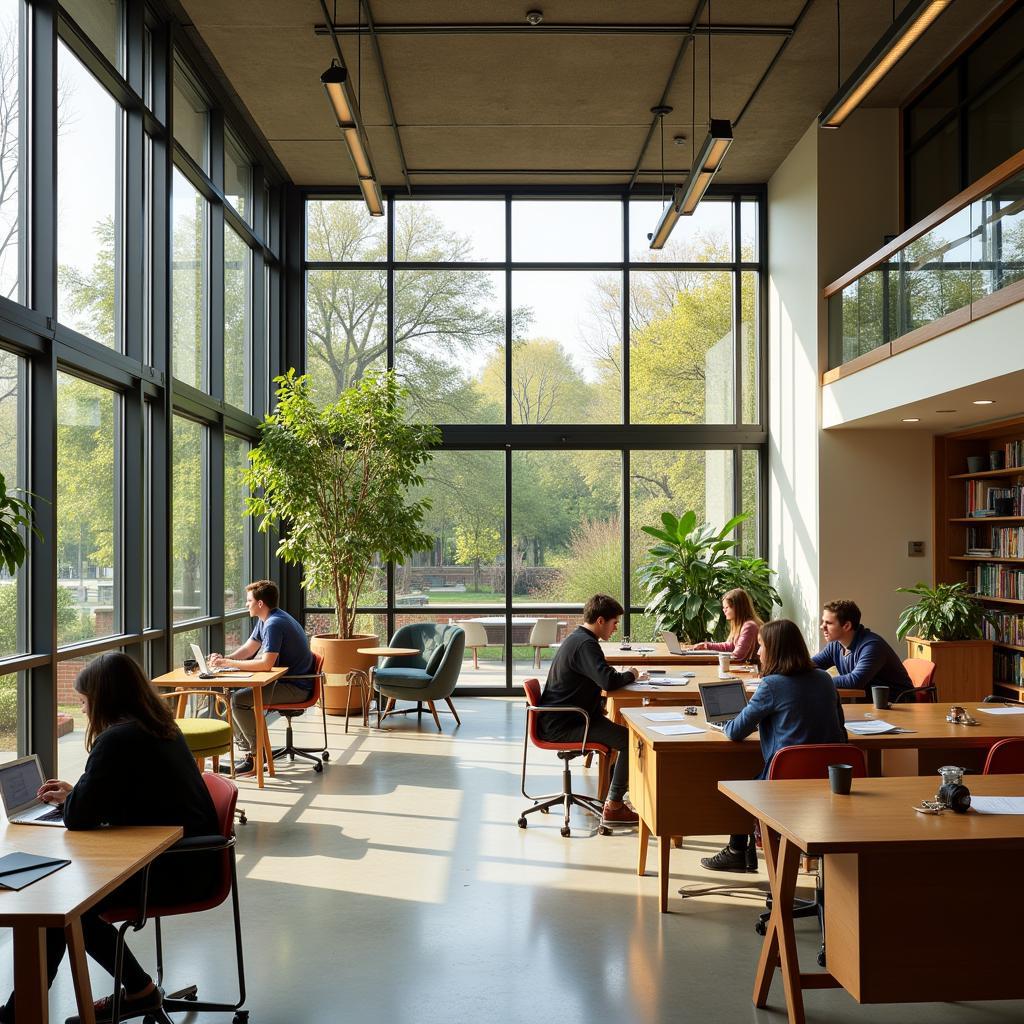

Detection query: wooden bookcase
xmin=935 ymin=415 xmax=1024 ymax=700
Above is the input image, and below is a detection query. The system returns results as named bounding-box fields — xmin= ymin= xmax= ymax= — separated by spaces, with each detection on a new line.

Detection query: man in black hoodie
xmin=537 ymin=594 xmax=647 ymax=826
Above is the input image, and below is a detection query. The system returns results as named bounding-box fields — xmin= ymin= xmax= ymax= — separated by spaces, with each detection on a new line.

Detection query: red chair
xmin=517 ymin=677 xmax=612 ymax=837
xmin=101 ymin=772 xmax=247 ymax=1024
xmin=266 ymin=652 xmax=329 ymax=773
xmin=755 ymin=743 xmax=868 ymax=969
xmin=984 ymin=738 xmax=1024 ymax=773
xmin=892 ymin=658 xmax=938 ymax=703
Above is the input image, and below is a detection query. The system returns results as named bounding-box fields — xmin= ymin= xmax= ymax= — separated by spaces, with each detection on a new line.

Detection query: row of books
xmin=971 ymin=564 xmax=1024 ymax=599
xmin=995 ymin=649 xmax=1024 ymax=686
xmin=964 ymin=481 xmax=1024 ymax=516
xmin=964 ymin=526 xmax=1024 ymax=557
xmin=983 ymin=613 xmax=1024 ymax=647
xmin=999 ymin=439 xmax=1024 ymax=469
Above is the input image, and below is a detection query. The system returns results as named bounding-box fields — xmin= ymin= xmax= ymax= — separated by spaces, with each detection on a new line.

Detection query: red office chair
xmin=891 ymin=658 xmax=938 ymax=703
xmin=266 ymin=652 xmax=329 ymax=773
xmin=100 ymin=773 xmax=247 ymax=1024
xmin=517 ymin=677 xmax=612 ymax=838
xmin=984 ymin=738 xmax=1024 ymax=774
xmin=755 ymin=743 xmax=868 ymax=969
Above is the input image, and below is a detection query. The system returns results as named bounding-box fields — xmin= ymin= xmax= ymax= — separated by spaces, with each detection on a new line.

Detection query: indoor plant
xmin=246 ymin=369 xmax=439 ymax=713
xmin=0 ymin=471 xmax=36 ymax=576
xmin=896 ymin=581 xmax=995 ymax=702
xmin=636 ymin=510 xmax=780 ymax=643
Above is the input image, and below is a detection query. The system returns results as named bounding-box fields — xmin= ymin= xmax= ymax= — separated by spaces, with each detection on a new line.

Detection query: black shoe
xmin=745 ymin=842 xmax=758 ymax=872
xmin=220 ymin=756 xmax=253 ymax=775
xmin=65 ymin=986 xmax=163 ymax=1024
xmin=701 ymin=845 xmax=757 ymax=873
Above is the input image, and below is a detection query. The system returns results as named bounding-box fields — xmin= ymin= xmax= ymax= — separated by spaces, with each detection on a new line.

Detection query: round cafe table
xmin=356 ymin=647 xmax=420 ymax=729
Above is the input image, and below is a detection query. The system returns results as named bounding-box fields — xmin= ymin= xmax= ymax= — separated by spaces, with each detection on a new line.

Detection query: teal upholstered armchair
xmin=374 ymin=623 xmax=464 ymax=730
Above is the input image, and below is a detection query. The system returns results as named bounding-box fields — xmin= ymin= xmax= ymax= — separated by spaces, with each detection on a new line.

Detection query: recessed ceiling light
xmin=935 ymin=409 xmax=956 ymax=413
xmin=902 ymin=417 xmax=920 ymax=423
xmin=973 ymin=400 xmax=995 ymax=405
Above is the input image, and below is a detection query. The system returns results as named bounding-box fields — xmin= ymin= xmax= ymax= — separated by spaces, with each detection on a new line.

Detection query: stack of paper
xmin=845 ymin=720 xmax=900 ymax=735
xmin=650 ymin=723 xmax=705 ymax=736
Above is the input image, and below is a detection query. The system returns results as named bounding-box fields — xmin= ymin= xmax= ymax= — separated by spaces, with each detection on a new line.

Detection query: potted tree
xmin=246 ymin=369 xmax=439 ymax=714
xmin=897 ymin=581 xmax=995 ymax=702
xmin=636 ymin=510 xmax=780 ymax=642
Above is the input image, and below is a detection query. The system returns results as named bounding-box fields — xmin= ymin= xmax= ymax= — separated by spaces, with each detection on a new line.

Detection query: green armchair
xmin=374 ymin=623 xmax=464 ymax=730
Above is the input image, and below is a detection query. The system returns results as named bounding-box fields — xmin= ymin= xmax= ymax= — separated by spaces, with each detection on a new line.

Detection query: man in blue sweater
xmin=812 ymin=600 xmax=912 ymax=700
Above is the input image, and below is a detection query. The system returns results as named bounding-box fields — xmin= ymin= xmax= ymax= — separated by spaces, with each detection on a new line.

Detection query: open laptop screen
xmin=0 ymin=757 xmax=44 ymax=815
xmin=699 ymin=680 xmax=747 ymax=719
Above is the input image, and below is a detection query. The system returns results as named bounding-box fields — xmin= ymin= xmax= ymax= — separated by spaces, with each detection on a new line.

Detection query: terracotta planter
xmin=312 ymin=633 xmax=380 ymax=716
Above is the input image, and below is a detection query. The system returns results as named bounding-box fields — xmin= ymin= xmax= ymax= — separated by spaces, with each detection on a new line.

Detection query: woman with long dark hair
xmin=0 ymin=652 xmax=218 ymax=1024
xmin=700 ymin=619 xmax=845 ymax=873
xmin=690 ymin=587 xmax=762 ymax=662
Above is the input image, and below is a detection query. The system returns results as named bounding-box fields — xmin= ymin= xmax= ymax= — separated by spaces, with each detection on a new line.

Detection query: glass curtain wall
xmin=0 ymin=4 xmax=281 ymax=774
xmin=304 ymin=193 xmax=766 ymax=690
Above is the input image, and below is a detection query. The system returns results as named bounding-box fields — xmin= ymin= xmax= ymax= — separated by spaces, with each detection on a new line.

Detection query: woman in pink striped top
xmin=691 ymin=588 xmax=762 ymax=663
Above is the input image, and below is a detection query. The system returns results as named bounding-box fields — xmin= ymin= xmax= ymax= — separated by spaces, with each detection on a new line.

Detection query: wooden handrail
xmin=822 ymin=146 xmax=1024 ymax=299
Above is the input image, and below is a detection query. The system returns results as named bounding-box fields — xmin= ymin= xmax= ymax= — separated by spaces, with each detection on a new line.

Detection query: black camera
xmin=937 ymin=782 xmax=972 ymax=813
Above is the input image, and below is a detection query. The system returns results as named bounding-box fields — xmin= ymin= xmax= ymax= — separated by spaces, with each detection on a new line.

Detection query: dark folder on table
xmin=0 ymin=851 xmax=71 ymax=890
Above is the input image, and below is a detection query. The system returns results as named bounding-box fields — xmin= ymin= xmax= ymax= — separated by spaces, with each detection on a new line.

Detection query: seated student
xmin=209 ymin=579 xmax=315 ymax=776
xmin=689 ymin=587 xmax=762 ymax=662
xmin=701 ymin=619 xmax=845 ymax=873
xmin=812 ymin=599 xmax=912 ymax=700
xmin=0 ymin=653 xmax=219 ymax=1024
xmin=537 ymin=594 xmax=648 ymax=826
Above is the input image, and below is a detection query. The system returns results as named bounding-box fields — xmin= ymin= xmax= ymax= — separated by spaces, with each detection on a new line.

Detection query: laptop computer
xmin=0 ymin=755 xmax=66 ymax=827
xmin=697 ymin=679 xmax=749 ymax=726
xmin=661 ymin=631 xmax=698 ymax=655
xmin=190 ymin=643 xmax=240 ymax=676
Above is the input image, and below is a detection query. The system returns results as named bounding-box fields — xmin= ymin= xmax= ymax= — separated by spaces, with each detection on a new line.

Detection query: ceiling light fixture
xmin=901 ymin=417 xmax=920 ymax=423
xmin=935 ymin=409 xmax=956 ymax=413
xmin=820 ymin=0 xmax=952 ymax=129
xmin=973 ymin=400 xmax=995 ymax=406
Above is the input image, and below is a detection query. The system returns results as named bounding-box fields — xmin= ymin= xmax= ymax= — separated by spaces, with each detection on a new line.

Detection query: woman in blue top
xmin=701 ymin=618 xmax=845 ymax=873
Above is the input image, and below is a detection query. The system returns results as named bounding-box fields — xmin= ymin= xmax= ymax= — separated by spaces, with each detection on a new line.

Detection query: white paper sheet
xmin=650 ymin=723 xmax=705 ymax=736
xmin=970 ymin=796 xmax=1024 ymax=814
xmin=845 ymin=720 xmax=899 ymax=735
xmin=976 ymin=707 xmax=1024 ymax=715
xmin=643 ymin=712 xmax=687 ymax=722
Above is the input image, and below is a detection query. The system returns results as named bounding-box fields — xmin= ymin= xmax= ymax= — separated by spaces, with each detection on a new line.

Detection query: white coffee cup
xmin=717 ymin=653 xmax=731 ymax=677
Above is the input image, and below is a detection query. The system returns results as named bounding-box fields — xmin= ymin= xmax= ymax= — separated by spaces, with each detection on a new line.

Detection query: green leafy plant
xmin=636 ymin=510 xmax=780 ymax=642
xmin=0 ymin=472 xmax=39 ymax=575
xmin=245 ymin=369 xmax=440 ymax=639
xmin=896 ymin=581 xmax=996 ymax=642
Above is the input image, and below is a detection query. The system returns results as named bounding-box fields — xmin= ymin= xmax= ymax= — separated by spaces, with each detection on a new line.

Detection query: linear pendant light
xmin=320 ymin=60 xmax=385 ymax=217
xmin=819 ymin=0 xmax=952 ymax=129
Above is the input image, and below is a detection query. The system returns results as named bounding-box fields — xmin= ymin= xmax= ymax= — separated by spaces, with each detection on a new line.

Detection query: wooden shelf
xmin=949 ymin=468 xmax=1024 ymax=480
xmin=996 ymin=643 xmax=1024 ymax=653
xmin=974 ymin=594 xmax=1024 ymax=606
xmin=950 ymin=517 xmax=1024 ymax=523
xmin=951 ymin=555 xmax=1024 ymax=563
xmin=995 ymin=681 xmax=1024 ymax=699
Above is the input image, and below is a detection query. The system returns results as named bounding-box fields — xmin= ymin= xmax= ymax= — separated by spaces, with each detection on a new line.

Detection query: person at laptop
xmin=689 ymin=587 xmax=762 ymax=663
xmin=0 ymin=652 xmax=218 ymax=1024
xmin=208 ymin=579 xmax=315 ymax=776
xmin=813 ymin=599 xmax=912 ymax=700
xmin=537 ymin=594 xmax=648 ymax=827
xmin=701 ymin=619 xmax=845 ymax=873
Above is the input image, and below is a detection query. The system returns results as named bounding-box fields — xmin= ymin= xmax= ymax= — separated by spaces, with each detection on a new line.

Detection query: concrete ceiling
xmin=175 ymin=0 xmax=1004 ymax=189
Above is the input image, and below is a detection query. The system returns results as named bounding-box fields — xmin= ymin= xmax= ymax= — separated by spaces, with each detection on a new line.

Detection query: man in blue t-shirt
xmin=209 ymin=579 xmax=315 ymax=775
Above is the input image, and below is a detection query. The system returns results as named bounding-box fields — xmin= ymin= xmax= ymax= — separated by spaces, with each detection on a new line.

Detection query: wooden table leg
xmin=637 ymin=819 xmax=650 ymax=876
xmin=65 ymin=918 xmax=96 ymax=1024
xmin=253 ymin=686 xmax=267 ymax=788
xmin=13 ymin=924 xmax=48 ymax=1024
xmin=261 ymin=711 xmax=275 ymax=777
xmin=658 ymin=835 xmax=672 ymax=913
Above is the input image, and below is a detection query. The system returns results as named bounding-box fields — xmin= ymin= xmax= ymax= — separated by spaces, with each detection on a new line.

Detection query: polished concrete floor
xmin=1 ymin=696 xmax=1021 ymax=1023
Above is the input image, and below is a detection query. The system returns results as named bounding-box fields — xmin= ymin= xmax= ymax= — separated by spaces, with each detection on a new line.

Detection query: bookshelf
xmin=936 ymin=415 xmax=1024 ymax=699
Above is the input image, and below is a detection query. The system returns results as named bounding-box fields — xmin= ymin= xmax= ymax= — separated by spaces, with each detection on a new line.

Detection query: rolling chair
xmin=99 ymin=772 xmax=247 ymax=1024
xmin=517 ymin=677 xmax=611 ymax=837
xmin=266 ymin=652 xmax=329 ymax=773
xmin=891 ymin=658 xmax=938 ymax=703
xmin=984 ymin=737 xmax=1024 ymax=773
xmin=753 ymin=743 xmax=868 ymax=969
xmin=528 ymin=618 xmax=559 ymax=669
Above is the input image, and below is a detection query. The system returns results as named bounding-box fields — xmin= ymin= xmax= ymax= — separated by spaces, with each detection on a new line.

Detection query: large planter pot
xmin=906 ymin=636 xmax=994 ymax=703
xmin=312 ymin=633 xmax=380 ymax=716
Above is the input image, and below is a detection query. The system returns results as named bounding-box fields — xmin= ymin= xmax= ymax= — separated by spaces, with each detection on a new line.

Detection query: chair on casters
xmin=528 ymin=618 xmax=559 ymax=669
xmin=517 ymin=677 xmax=612 ymax=837
xmin=265 ymin=652 xmax=329 ymax=773
xmin=891 ymin=658 xmax=937 ymax=703
xmin=984 ymin=738 xmax=1024 ymax=773
xmin=99 ymin=772 xmax=248 ymax=1024
xmin=753 ymin=743 xmax=868 ymax=969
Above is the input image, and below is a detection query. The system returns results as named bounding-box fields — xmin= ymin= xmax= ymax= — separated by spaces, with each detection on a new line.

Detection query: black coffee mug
xmin=183 ymin=658 xmax=199 ymax=674
xmin=828 ymin=763 xmax=853 ymax=795
xmin=872 ymin=685 xmax=890 ymax=710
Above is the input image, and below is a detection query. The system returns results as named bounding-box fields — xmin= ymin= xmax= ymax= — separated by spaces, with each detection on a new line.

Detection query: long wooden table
xmin=0 ymin=822 xmax=182 ymax=1024
xmin=622 ymin=702 xmax=1024 ymax=911
xmin=720 ymin=774 xmax=1024 ymax=1024
xmin=153 ymin=667 xmax=289 ymax=788
xmin=599 ymin=642 xmax=718 ymax=666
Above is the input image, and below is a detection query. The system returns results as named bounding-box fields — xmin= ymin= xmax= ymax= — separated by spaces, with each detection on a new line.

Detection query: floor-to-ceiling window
xmin=303 ymin=192 xmax=766 ymax=691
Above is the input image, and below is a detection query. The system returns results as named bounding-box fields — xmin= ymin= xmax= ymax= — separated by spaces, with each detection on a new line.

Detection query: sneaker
xmin=701 ymin=845 xmax=757 ymax=873
xmin=220 ymin=756 xmax=254 ymax=775
xmin=65 ymin=986 xmax=163 ymax=1024
xmin=601 ymin=801 xmax=639 ymax=826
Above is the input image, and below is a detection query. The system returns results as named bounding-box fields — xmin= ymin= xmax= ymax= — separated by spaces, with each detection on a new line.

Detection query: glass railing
xmin=825 ymin=158 xmax=1024 ymax=371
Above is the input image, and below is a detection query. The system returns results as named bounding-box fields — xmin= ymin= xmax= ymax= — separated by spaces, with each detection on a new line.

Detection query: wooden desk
xmin=720 ymin=774 xmax=1024 ymax=1023
xmin=0 ymin=822 xmax=181 ymax=1024
xmin=153 ymin=667 xmax=289 ymax=789
xmin=621 ymin=702 xmax=1024 ymax=912
xmin=599 ymin=642 xmax=718 ymax=666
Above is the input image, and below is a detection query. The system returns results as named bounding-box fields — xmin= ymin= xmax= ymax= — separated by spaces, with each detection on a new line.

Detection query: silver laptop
xmin=662 ymin=631 xmax=697 ymax=655
xmin=0 ymin=755 xmax=66 ymax=827
xmin=190 ymin=643 xmax=239 ymax=676
xmin=698 ymin=679 xmax=749 ymax=726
